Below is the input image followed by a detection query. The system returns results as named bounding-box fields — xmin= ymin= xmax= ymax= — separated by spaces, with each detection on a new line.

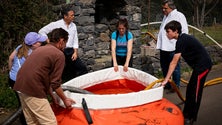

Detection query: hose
xmin=62 ymin=85 xmax=93 ymax=94
xmin=1 ymin=107 xmax=23 ymax=125
xmin=145 ymin=77 xmax=222 ymax=102
xmin=145 ymin=79 xmax=185 ymax=102
xmin=145 ymin=31 xmax=157 ymax=42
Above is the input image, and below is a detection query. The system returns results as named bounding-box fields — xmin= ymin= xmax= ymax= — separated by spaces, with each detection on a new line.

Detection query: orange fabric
xmin=53 ymin=98 xmax=183 ymax=125
xmin=53 ymin=79 xmax=183 ymax=125
xmin=84 ymin=79 xmax=146 ymax=94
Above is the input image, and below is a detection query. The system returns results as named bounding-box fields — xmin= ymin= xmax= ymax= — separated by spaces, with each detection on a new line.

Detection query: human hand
xmin=71 ymin=53 xmax=77 ymax=61
xmin=161 ymin=79 xmax=168 ymax=87
xmin=123 ymin=65 xmax=128 ymax=72
xmin=114 ymin=66 xmax=118 ymax=72
xmin=63 ymin=98 xmax=75 ymax=109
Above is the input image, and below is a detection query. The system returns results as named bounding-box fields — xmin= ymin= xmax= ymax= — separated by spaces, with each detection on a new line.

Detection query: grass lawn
xmin=202 ymin=24 xmax=222 ymax=43
xmin=190 ymin=24 xmax=222 ymax=46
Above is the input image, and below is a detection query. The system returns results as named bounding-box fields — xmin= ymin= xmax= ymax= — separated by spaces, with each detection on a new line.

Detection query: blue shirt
xmin=9 ymin=45 xmax=32 ymax=81
xmin=111 ymin=31 xmax=133 ymax=56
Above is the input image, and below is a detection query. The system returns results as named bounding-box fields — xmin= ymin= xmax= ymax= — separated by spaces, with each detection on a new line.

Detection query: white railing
xmin=141 ymin=22 xmax=222 ymax=49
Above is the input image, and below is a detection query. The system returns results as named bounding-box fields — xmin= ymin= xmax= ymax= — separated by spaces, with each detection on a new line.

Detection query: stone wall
xmin=54 ymin=0 xmax=222 ymax=77
xmin=55 ymin=0 xmax=149 ymax=73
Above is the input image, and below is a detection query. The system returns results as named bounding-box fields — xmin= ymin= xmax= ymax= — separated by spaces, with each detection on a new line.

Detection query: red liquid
xmin=84 ymin=79 xmax=146 ymax=94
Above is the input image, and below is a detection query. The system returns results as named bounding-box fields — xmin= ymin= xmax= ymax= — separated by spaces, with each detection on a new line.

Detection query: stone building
xmin=54 ymin=0 xmax=157 ymax=75
xmin=53 ymin=0 xmax=222 ymax=78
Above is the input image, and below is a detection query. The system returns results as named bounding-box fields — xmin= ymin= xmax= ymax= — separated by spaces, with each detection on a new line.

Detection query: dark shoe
xmin=164 ymin=85 xmax=171 ymax=90
xmin=166 ymin=88 xmax=175 ymax=94
xmin=184 ymin=118 xmax=194 ymax=125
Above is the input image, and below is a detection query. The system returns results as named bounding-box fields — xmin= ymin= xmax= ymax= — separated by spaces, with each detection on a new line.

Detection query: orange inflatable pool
xmin=54 ymin=67 xmax=184 ymax=125
xmin=53 ymin=98 xmax=183 ymax=125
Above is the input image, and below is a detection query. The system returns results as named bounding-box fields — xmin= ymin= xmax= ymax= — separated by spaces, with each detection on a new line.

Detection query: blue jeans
xmin=160 ymin=50 xmax=180 ymax=88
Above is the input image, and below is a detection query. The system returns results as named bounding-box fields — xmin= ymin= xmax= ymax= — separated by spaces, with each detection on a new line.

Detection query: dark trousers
xmin=160 ymin=50 xmax=181 ymax=88
xmin=62 ymin=48 xmax=88 ymax=82
xmin=112 ymin=55 xmax=133 ymax=67
xmin=183 ymin=68 xmax=211 ymax=121
xmin=8 ymin=78 xmax=27 ymax=125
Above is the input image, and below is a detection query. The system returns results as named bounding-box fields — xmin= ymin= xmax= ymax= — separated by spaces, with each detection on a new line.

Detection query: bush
xmin=0 ymin=0 xmax=58 ymax=74
xmin=0 ymin=74 xmax=18 ymax=108
xmin=0 ymin=0 xmax=60 ymax=109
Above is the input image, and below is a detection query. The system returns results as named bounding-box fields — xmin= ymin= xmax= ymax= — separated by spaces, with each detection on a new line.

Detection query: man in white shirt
xmin=156 ymin=0 xmax=188 ymax=91
xmin=39 ymin=8 xmax=88 ymax=82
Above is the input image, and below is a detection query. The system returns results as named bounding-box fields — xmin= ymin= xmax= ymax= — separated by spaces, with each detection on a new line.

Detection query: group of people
xmin=8 ymin=0 xmax=212 ymax=125
xmin=8 ymin=7 xmax=134 ymax=125
xmin=9 ymin=8 xmax=84 ymax=125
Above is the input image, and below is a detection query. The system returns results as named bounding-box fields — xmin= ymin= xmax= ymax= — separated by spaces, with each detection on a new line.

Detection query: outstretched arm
xmin=161 ymin=53 xmax=181 ymax=86
xmin=124 ymin=39 xmax=133 ymax=72
xmin=111 ymin=39 xmax=118 ymax=72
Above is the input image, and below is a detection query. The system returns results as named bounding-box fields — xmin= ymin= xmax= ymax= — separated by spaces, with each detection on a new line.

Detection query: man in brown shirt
xmin=14 ymin=28 xmax=75 ymax=125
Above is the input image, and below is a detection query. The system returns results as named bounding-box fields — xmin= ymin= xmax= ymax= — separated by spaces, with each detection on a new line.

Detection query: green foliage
xmin=154 ymin=70 xmax=163 ymax=79
xmin=0 ymin=74 xmax=18 ymax=108
xmin=190 ymin=25 xmax=222 ymax=46
xmin=0 ymin=0 xmax=58 ymax=74
xmin=141 ymin=23 xmax=222 ymax=46
xmin=202 ymin=25 xmax=222 ymax=44
xmin=0 ymin=0 xmax=59 ymax=109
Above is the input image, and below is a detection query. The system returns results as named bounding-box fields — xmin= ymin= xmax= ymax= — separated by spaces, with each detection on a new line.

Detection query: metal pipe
xmin=1 ymin=107 xmax=22 ymax=125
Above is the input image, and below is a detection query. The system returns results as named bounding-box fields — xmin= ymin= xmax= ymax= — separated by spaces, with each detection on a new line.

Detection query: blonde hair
xmin=17 ymin=42 xmax=31 ymax=59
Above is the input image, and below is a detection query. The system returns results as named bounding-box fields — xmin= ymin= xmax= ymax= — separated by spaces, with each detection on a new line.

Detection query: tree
xmin=189 ymin=0 xmax=219 ymax=27
xmin=0 ymin=0 xmax=58 ymax=73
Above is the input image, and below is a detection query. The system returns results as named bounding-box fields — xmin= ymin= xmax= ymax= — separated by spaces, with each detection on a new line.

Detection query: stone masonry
xmin=54 ymin=0 xmax=222 ymax=78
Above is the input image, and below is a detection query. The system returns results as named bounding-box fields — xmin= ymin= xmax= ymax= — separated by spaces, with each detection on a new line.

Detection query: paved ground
xmin=164 ymin=64 xmax=222 ymax=125
xmin=1 ymin=64 xmax=222 ymax=125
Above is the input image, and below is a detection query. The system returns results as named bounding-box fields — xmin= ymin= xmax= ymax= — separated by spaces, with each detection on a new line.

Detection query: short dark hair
xmin=162 ymin=0 xmax=176 ymax=9
xmin=164 ymin=20 xmax=182 ymax=34
xmin=61 ymin=8 xmax=74 ymax=19
xmin=49 ymin=28 xmax=68 ymax=43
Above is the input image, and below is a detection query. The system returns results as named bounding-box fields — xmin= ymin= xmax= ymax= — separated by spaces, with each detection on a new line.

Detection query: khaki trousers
xmin=18 ymin=93 xmax=57 ymax=125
